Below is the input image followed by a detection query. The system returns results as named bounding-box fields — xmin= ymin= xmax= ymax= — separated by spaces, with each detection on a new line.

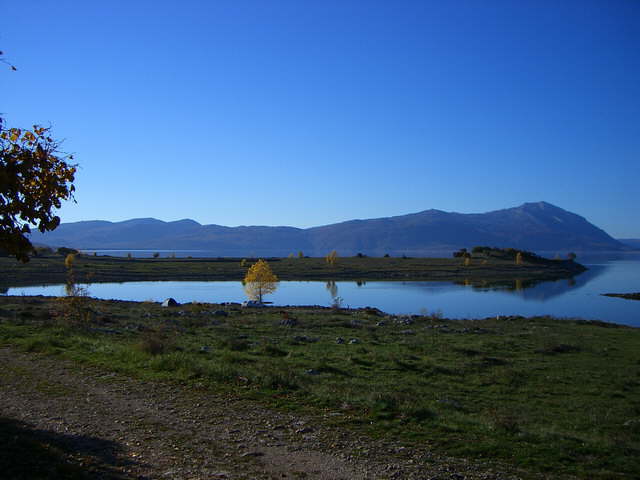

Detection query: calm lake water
xmin=5 ymin=253 xmax=640 ymax=327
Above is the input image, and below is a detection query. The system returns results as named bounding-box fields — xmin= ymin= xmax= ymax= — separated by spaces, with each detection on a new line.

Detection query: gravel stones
xmin=161 ymin=298 xmax=179 ymax=308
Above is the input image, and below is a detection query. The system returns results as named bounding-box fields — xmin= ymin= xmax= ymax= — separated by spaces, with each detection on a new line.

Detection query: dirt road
xmin=0 ymin=348 xmax=524 ymax=479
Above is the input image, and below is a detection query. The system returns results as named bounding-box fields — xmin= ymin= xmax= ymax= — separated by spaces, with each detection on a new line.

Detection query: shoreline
xmin=2 ymin=294 xmax=634 ymax=329
xmin=602 ymin=292 xmax=640 ymax=301
xmin=1 ymin=254 xmax=586 ymax=288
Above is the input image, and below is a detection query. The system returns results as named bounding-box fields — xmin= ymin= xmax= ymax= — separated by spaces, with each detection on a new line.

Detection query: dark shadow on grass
xmin=0 ymin=416 xmax=145 ymax=479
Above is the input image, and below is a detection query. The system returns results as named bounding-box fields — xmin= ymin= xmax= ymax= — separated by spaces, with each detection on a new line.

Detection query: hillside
xmin=28 ymin=202 xmax=627 ymax=256
xmin=618 ymin=239 xmax=640 ymax=250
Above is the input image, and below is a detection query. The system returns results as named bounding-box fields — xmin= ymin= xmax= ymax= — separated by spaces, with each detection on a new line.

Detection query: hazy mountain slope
xmin=29 ymin=202 xmax=627 ymax=256
xmin=617 ymin=239 xmax=640 ymax=250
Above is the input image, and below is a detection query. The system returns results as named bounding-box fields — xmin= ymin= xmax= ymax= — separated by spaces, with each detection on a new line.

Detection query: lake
xmin=5 ymin=253 xmax=639 ymax=327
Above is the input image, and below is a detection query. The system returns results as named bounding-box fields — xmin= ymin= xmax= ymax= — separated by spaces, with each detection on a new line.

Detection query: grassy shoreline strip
xmin=1 ymin=254 xmax=585 ymax=289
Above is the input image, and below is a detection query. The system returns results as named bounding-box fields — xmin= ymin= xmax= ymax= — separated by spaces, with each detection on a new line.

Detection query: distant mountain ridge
xmin=618 ymin=239 xmax=640 ymax=249
xmin=29 ymin=202 xmax=628 ymax=256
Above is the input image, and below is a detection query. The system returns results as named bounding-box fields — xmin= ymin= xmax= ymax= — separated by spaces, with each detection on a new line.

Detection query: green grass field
xmin=1 ymin=295 xmax=638 ymax=478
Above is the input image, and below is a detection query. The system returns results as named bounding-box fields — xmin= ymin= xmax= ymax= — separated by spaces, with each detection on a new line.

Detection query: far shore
xmin=603 ymin=292 xmax=640 ymax=301
xmin=1 ymin=252 xmax=586 ymax=289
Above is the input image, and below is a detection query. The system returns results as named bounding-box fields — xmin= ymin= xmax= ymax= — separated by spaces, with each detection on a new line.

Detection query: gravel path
xmin=0 ymin=347 xmax=528 ymax=479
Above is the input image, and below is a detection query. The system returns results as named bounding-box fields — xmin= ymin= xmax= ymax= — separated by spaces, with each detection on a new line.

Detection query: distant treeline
xmin=453 ymin=246 xmax=575 ymax=262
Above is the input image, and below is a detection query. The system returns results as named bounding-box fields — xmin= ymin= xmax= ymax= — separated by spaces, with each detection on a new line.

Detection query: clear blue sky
xmin=2 ymin=0 xmax=639 ymax=237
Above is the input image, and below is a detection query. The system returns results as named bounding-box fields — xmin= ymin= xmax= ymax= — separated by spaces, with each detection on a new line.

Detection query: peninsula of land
xmin=1 ymin=250 xmax=586 ymax=290
xmin=603 ymin=292 xmax=640 ymax=301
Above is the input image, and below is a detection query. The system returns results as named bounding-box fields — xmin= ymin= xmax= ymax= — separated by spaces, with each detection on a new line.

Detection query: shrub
xmin=453 ymin=248 xmax=467 ymax=258
xmin=33 ymin=246 xmax=53 ymax=256
xmin=64 ymin=253 xmax=75 ymax=270
xmin=137 ymin=328 xmax=176 ymax=356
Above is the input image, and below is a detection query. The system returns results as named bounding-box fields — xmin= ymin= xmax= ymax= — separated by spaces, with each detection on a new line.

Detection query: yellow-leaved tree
xmin=515 ymin=252 xmax=523 ymax=265
xmin=325 ymin=250 xmax=338 ymax=266
xmin=243 ymin=259 xmax=279 ymax=303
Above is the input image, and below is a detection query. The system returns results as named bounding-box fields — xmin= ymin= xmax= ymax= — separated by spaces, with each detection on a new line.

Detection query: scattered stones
xmin=348 ymin=338 xmax=360 ymax=344
xmin=124 ymin=323 xmax=146 ymax=332
xmin=622 ymin=418 xmax=640 ymax=433
xmin=293 ymin=335 xmax=318 ymax=343
xmin=199 ymin=345 xmax=212 ymax=354
xmin=376 ymin=321 xmax=386 ymax=327
xmin=240 ymin=451 xmax=264 ymax=457
xmin=395 ymin=316 xmax=414 ymax=326
xmin=400 ymin=329 xmax=415 ymax=335
xmin=279 ymin=318 xmax=298 ymax=327
xmin=161 ymin=298 xmax=179 ymax=308
xmin=86 ymin=326 xmax=116 ymax=335
xmin=438 ymin=397 xmax=462 ymax=409
xmin=305 ymin=369 xmax=320 ymax=375
xmin=241 ymin=300 xmax=264 ymax=308
xmin=536 ymin=344 xmax=582 ymax=355
xmin=495 ymin=315 xmax=525 ymax=321
xmin=335 ymin=337 xmax=345 ymax=344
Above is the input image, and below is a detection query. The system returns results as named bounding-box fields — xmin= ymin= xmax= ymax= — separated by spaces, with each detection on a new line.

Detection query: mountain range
xmin=28 ymin=202 xmax=629 ymax=256
xmin=618 ymin=239 xmax=640 ymax=249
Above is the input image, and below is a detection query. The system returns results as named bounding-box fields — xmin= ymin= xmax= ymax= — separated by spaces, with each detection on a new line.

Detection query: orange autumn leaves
xmin=1 ymin=123 xmax=76 ymax=261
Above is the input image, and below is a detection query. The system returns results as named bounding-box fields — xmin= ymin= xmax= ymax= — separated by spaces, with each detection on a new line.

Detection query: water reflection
xmin=325 ymin=280 xmax=343 ymax=308
xmin=326 ymin=280 xmax=338 ymax=299
xmin=3 ymin=255 xmax=638 ymax=326
xmin=444 ymin=265 xmax=609 ymax=301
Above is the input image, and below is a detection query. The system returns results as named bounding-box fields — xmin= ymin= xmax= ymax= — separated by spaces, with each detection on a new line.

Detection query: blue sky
xmin=1 ymin=0 xmax=639 ymax=237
